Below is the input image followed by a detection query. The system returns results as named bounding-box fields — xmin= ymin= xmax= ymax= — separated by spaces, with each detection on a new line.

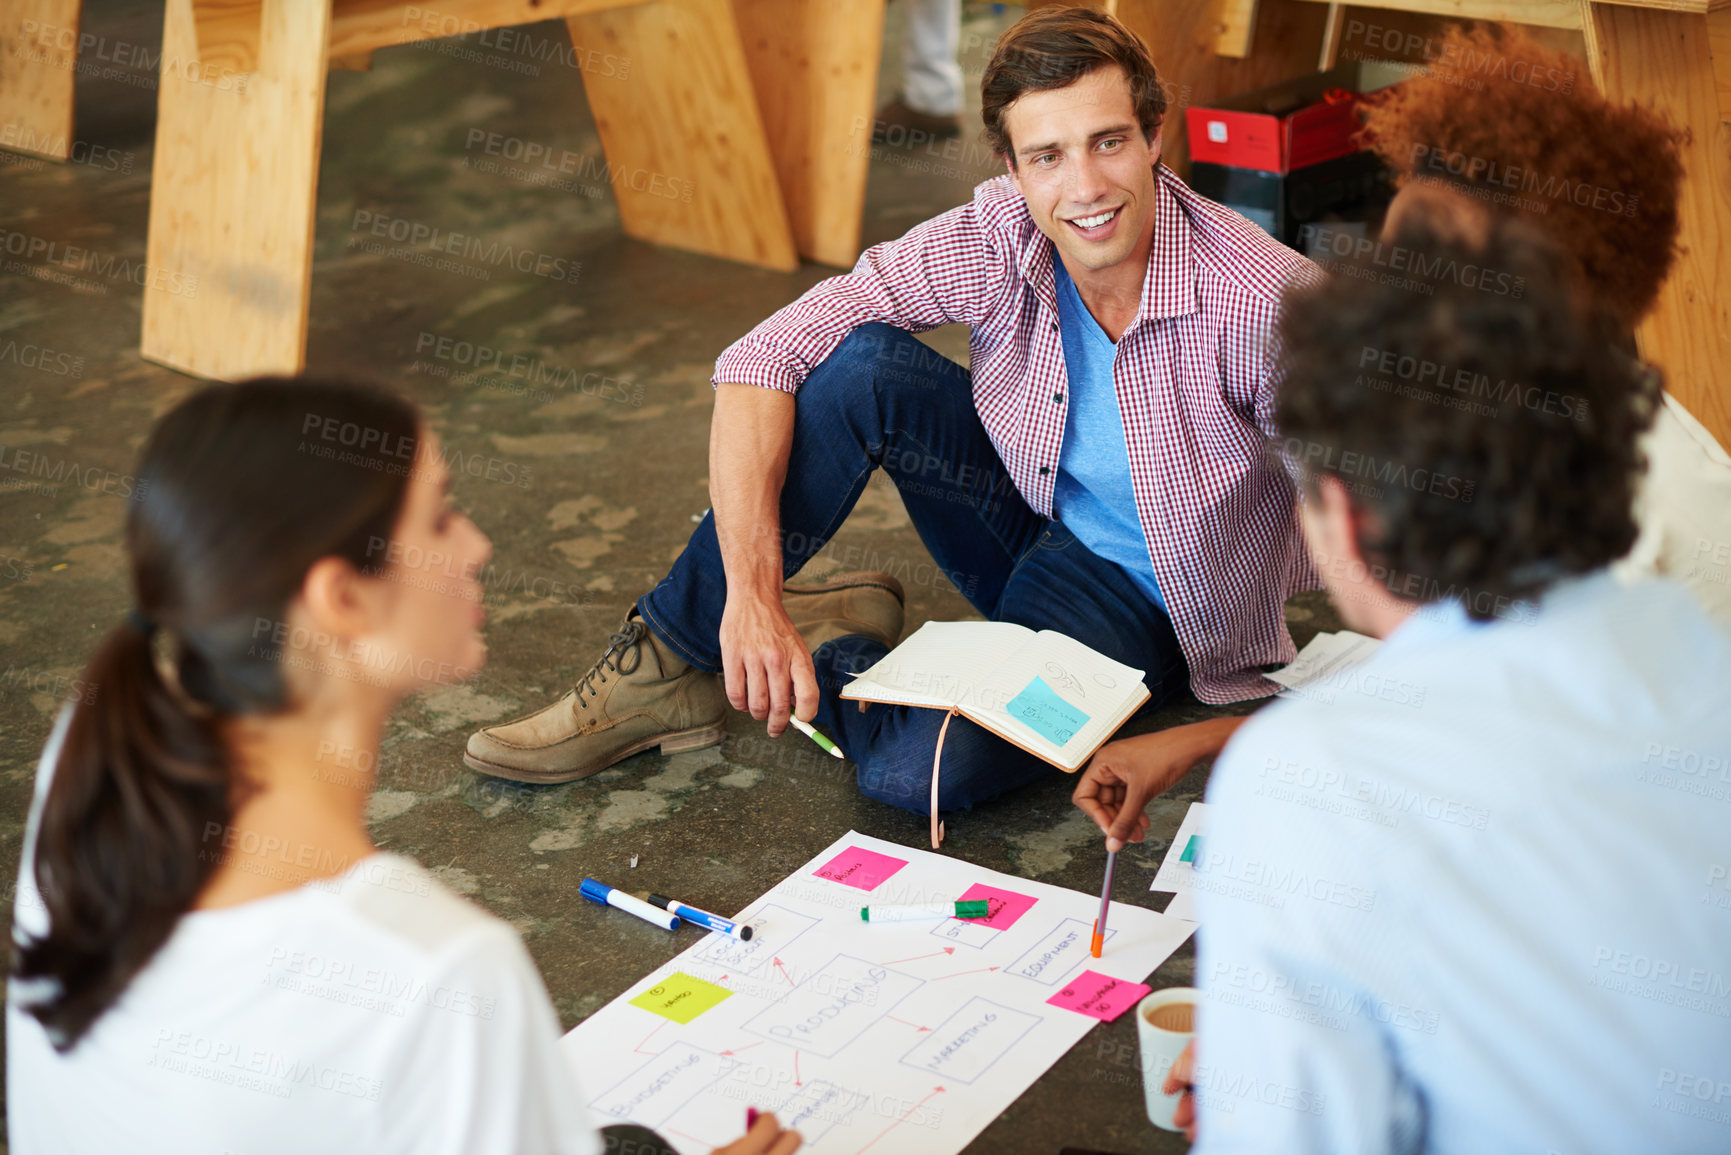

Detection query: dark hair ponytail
xmin=15 ymin=377 xmax=421 ymax=1050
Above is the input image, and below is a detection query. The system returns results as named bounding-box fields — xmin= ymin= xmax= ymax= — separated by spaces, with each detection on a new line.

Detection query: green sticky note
xmin=1006 ymin=676 xmax=1090 ymax=746
xmin=1179 ymin=835 xmax=1202 ymax=864
xmin=630 ymin=972 xmax=732 ymax=1024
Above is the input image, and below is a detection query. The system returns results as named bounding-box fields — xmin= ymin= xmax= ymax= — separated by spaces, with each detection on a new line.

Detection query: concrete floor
xmin=0 ymin=3 xmax=1340 ymax=1151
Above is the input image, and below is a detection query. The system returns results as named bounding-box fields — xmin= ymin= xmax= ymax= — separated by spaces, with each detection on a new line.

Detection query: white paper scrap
xmin=1150 ymin=802 xmax=1211 ymax=895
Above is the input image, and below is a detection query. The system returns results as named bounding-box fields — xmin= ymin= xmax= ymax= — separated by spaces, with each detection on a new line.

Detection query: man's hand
xmin=719 ymin=593 xmax=819 ymax=736
xmin=711 ymin=1112 xmax=802 ymax=1155
xmin=1072 ymin=717 xmax=1249 ymax=850
xmin=1162 ymin=1039 xmax=1198 ymax=1141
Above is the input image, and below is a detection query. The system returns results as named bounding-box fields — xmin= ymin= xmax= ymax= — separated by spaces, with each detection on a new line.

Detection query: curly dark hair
xmin=981 ymin=7 xmax=1166 ymax=164
xmin=1358 ymin=22 xmax=1685 ymax=328
xmin=1274 ymin=208 xmax=1661 ymax=619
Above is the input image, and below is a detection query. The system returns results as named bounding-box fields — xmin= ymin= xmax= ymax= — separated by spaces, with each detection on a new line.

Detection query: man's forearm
xmin=709 ymin=384 xmax=797 ymax=605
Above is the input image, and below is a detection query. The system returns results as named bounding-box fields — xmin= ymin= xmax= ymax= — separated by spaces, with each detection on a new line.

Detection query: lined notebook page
xmin=839 ymin=621 xmax=1034 ymax=709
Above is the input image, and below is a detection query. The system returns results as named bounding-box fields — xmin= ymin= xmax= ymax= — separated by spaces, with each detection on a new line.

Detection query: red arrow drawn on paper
xmin=855 ymin=1086 xmax=946 ymax=1154
xmin=933 ymin=966 xmax=999 ymax=981
xmin=773 ymin=958 xmax=795 ymax=986
xmin=885 ymin=1015 xmax=930 ymax=1031
xmin=884 ymin=947 xmax=956 ymax=966
xmin=794 ymin=1050 xmax=803 ymax=1086
xmin=719 ymin=1042 xmax=763 ymax=1056
xmin=633 ymin=1021 xmax=667 ymax=1055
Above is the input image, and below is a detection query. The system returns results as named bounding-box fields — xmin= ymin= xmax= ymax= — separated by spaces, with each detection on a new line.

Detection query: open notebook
xmin=839 ymin=621 xmax=1150 ymax=773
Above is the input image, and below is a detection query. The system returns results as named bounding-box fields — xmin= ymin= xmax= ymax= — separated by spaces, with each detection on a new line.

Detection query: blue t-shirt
xmin=1051 ymin=258 xmax=1165 ymax=612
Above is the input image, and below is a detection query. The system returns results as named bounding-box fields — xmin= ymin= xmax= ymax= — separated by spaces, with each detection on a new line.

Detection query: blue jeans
xmin=638 ymin=323 xmax=1188 ymax=815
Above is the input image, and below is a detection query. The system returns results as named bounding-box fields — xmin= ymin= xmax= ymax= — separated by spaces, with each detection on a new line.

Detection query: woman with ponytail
xmin=6 ymin=380 xmax=800 ymax=1155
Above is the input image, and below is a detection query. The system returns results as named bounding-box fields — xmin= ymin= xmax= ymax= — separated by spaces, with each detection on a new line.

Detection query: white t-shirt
xmin=1617 ymin=392 xmax=1731 ymax=626
xmin=7 ymin=709 xmax=603 ymax=1155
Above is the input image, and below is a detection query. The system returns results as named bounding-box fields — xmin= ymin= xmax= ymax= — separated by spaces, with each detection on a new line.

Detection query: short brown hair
xmin=1358 ymin=22 xmax=1685 ymax=328
xmin=981 ymin=8 xmax=1167 ymax=164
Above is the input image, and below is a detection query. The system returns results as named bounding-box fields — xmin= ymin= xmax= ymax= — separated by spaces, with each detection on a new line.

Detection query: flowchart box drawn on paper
xmin=899 ymin=996 xmax=1042 ymax=1085
xmin=742 ymin=953 xmax=923 ymax=1058
xmin=930 ymin=917 xmax=999 ymax=949
xmin=1006 ymin=918 xmax=1117 ymax=986
xmin=695 ymin=905 xmax=820 ymax=974
xmin=772 ymin=1080 xmax=871 ymax=1145
xmin=589 ymin=1042 xmax=738 ymax=1127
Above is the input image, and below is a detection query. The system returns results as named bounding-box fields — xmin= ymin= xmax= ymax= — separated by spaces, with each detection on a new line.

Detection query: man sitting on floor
xmin=465 ymin=8 xmax=1317 ymax=816
xmin=1125 ymin=210 xmax=1731 ymax=1151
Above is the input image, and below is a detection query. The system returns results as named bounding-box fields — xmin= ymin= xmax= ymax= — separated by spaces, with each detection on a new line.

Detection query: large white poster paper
xmin=561 ymin=831 xmax=1194 ymax=1155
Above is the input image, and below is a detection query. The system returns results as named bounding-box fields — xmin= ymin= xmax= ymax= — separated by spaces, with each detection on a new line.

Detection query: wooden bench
xmin=1 ymin=0 xmax=886 ymax=379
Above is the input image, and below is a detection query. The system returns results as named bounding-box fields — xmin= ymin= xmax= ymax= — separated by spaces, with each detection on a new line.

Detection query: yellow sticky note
xmin=630 ymin=972 xmax=732 ymax=1025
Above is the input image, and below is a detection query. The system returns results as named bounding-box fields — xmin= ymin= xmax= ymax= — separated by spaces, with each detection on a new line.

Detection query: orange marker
xmin=1092 ymin=847 xmax=1117 ymax=958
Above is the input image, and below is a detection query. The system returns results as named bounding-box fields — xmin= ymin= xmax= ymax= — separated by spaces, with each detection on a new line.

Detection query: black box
xmin=1189 ymin=151 xmax=1393 ymax=250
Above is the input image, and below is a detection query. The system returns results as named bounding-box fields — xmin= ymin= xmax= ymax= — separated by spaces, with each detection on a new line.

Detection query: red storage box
xmin=1185 ymin=64 xmax=1373 ymax=175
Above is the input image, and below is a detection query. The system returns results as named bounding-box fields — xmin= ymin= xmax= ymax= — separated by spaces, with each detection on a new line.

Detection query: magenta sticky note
xmin=1047 ymin=971 xmax=1151 ymax=1022
xmin=955 ymin=884 xmax=1038 ymax=931
xmin=812 ymin=846 xmax=908 ymax=892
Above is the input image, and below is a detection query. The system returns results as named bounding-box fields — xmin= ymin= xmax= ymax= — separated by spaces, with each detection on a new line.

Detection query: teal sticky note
xmin=1179 ymin=835 xmax=1202 ymax=864
xmin=1006 ymin=676 xmax=1090 ymax=747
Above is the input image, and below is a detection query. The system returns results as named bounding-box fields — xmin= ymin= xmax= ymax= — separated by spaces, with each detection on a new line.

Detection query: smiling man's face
xmin=1002 ymin=64 xmax=1160 ymax=279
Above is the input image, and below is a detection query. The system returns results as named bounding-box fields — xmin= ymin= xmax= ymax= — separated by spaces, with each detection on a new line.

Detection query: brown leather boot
xmin=783 ymin=571 xmax=906 ymax=651
xmin=464 ymin=614 xmax=726 ymax=784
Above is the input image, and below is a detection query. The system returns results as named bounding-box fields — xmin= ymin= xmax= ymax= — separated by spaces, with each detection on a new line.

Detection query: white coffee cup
xmin=1136 ymin=986 xmax=1198 ymax=1130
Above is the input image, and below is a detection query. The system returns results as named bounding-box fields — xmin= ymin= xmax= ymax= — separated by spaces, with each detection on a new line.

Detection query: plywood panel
xmin=141 ymin=0 xmax=330 ymax=379
xmin=1292 ymin=0 xmax=1583 ymax=26
xmin=1217 ymin=0 xmax=1262 ymax=55
xmin=0 ymin=0 xmax=80 ymax=161
xmin=1586 ymin=1 xmax=1731 ymax=448
xmin=731 ymin=0 xmax=885 ymax=267
xmin=1708 ymin=4 xmax=1731 ymax=121
xmin=329 ymin=0 xmax=648 ymax=60
xmin=191 ymin=0 xmax=262 ymax=74
xmin=569 ymin=0 xmax=798 ymax=270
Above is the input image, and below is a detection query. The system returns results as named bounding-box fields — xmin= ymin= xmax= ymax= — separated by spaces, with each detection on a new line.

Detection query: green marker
xmin=861 ymin=900 xmax=992 ymax=922
xmin=790 ymin=717 xmax=845 ymax=759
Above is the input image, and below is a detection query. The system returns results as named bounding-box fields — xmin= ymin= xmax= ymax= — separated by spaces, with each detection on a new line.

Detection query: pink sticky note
xmin=1047 ymin=971 xmax=1151 ymax=1022
xmin=955 ymin=884 xmax=1038 ymax=931
xmin=812 ymin=846 xmax=908 ymax=892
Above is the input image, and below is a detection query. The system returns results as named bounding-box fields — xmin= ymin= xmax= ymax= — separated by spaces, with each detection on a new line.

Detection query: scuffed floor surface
xmin=0 ymin=3 xmax=1340 ymax=1151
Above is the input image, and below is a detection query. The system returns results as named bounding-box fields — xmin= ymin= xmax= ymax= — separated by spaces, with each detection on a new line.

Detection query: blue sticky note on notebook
xmin=1006 ymin=676 xmax=1090 ymax=747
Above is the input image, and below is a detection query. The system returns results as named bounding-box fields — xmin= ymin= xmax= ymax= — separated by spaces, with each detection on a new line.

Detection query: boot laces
xmin=573 ymin=621 xmax=647 ymax=707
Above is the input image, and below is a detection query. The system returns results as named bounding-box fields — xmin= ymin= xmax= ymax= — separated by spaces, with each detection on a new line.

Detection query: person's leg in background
xmin=815 ymin=519 xmax=1191 ymax=816
xmin=876 ymin=0 xmax=964 ymax=141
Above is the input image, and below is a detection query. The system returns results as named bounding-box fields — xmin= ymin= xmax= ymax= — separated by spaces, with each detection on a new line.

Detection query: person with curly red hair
xmin=1357 ymin=21 xmax=1731 ymax=629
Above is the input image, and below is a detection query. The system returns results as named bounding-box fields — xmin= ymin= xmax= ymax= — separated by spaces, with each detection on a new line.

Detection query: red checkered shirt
xmin=713 ymin=164 xmax=1321 ymax=703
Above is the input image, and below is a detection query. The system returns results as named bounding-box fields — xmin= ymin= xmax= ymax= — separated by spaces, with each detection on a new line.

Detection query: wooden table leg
xmin=0 ymin=0 xmax=81 ymax=160
xmin=568 ymin=0 xmax=799 ymax=271
xmin=731 ymin=0 xmax=886 ymax=269
xmin=1584 ymin=1 xmax=1731 ymax=450
xmin=141 ymin=0 xmax=329 ymax=380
